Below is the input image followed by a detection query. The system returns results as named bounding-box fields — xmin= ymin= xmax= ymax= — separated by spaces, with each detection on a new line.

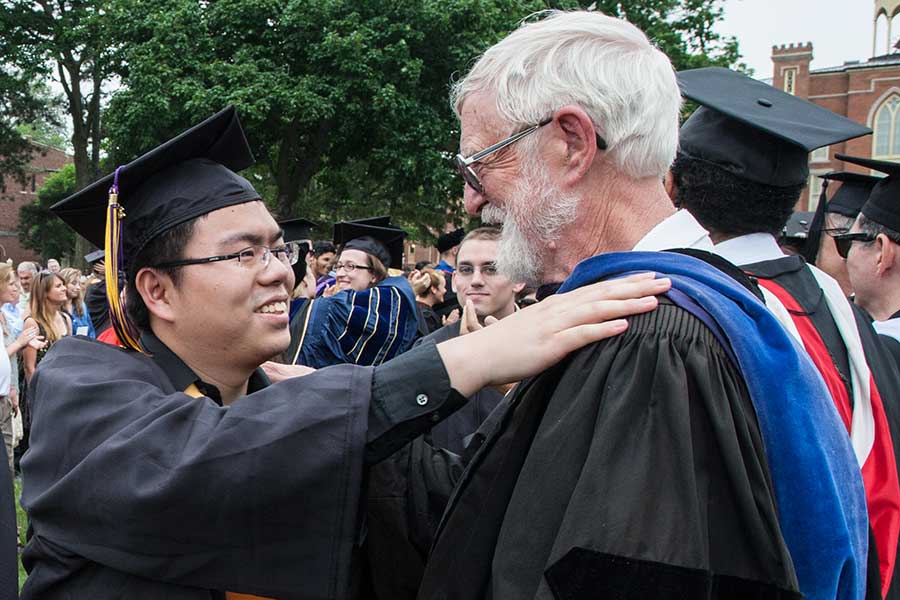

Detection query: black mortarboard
xmin=822 ymin=171 xmax=879 ymax=218
xmin=84 ymin=249 xmax=105 ymax=264
xmin=836 ymin=153 xmax=900 ymax=232
xmin=280 ymin=218 xmax=317 ymax=243
xmin=781 ymin=211 xmax=813 ymax=240
xmin=802 ymin=170 xmax=879 ymax=263
xmin=333 ymin=216 xmax=406 ymax=269
xmin=678 ymin=67 xmax=871 ymax=187
xmin=436 ymin=228 xmax=465 ymax=254
xmin=49 ymin=106 xmax=259 ymax=351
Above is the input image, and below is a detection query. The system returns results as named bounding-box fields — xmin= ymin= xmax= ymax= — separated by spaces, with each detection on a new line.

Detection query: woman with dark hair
xmin=23 ymin=272 xmax=71 ymax=384
xmin=285 ymin=217 xmax=420 ymax=368
xmin=59 ymin=267 xmax=96 ymax=338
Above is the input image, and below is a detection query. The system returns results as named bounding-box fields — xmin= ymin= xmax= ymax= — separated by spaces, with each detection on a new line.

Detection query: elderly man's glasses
xmin=152 ymin=242 xmax=302 ymax=270
xmin=833 ymin=232 xmax=877 ymax=259
xmin=334 ymin=261 xmax=372 ymax=273
xmin=453 ymin=116 xmax=608 ymax=195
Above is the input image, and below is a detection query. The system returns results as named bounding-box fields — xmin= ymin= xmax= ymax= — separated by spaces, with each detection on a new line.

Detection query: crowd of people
xmin=3 ymin=7 xmax=900 ymax=600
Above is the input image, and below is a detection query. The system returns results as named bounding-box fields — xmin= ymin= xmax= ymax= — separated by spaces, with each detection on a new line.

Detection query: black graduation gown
xmin=84 ymin=278 xmax=109 ymax=333
xmin=20 ymin=335 xmax=464 ymax=599
xmin=364 ymin=322 xmax=504 ymax=600
xmin=0 ymin=441 xmax=16 ymax=600
xmin=875 ymin=311 xmax=900 ymax=374
xmin=418 ymin=299 xmax=799 ymax=600
xmin=744 ymin=255 xmax=900 ymax=600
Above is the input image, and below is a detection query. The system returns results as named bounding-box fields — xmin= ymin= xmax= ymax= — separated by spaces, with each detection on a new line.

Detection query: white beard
xmin=481 ymin=163 xmax=579 ymax=286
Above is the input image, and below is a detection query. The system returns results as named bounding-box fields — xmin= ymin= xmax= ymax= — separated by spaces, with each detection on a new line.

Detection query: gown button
xmin=416 ymin=393 xmax=429 ymax=406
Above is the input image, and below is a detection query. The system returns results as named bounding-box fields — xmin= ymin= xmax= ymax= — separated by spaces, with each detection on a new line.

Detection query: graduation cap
xmin=436 ymin=228 xmax=465 ymax=254
xmin=84 ymin=249 xmax=105 ymax=264
xmin=678 ymin=67 xmax=872 ymax=187
xmin=781 ymin=211 xmax=813 ymax=241
xmin=835 ymin=153 xmax=900 ymax=232
xmin=280 ymin=218 xmax=317 ymax=243
xmin=49 ymin=106 xmax=260 ymax=351
xmin=802 ymin=169 xmax=880 ymax=263
xmin=333 ymin=216 xmax=407 ymax=269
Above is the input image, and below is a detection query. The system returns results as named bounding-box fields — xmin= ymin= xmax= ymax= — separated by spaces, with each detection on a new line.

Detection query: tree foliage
xmin=19 ymin=163 xmax=77 ymax=262
xmin=101 ymin=0 xmax=739 ymax=242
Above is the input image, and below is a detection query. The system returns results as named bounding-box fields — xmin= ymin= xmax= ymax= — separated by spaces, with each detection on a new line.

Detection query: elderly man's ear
xmin=664 ymin=171 xmax=678 ymax=203
xmin=553 ymin=106 xmax=601 ymax=185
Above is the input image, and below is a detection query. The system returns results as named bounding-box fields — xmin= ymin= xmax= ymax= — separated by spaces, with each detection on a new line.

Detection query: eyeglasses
xmin=334 ymin=261 xmax=372 ymax=273
xmin=833 ymin=232 xmax=877 ymax=259
xmin=455 ymin=263 xmax=500 ymax=278
xmin=152 ymin=241 xmax=302 ymax=270
xmin=453 ymin=116 xmax=608 ymax=195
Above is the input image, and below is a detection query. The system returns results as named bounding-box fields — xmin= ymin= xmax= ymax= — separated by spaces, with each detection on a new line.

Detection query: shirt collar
xmin=632 ymin=209 xmax=714 ymax=252
xmin=140 ymin=331 xmax=270 ymax=406
xmin=713 ymin=233 xmax=786 ymax=267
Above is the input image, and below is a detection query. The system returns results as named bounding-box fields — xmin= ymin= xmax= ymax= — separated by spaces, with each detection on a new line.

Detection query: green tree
xmin=19 ymin=163 xmax=78 ymax=262
xmin=103 ymin=0 xmax=741 ymax=240
xmin=1 ymin=0 xmax=121 ymax=263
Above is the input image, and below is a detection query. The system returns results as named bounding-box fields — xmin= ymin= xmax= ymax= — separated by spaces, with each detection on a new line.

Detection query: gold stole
xmin=181 ymin=384 xmax=274 ymax=600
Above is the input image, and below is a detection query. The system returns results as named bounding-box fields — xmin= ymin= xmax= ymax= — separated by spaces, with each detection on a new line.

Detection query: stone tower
xmin=875 ymin=0 xmax=900 ymax=55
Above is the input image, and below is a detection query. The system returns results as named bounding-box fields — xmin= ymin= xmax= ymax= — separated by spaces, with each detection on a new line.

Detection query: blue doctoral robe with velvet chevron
xmin=286 ymin=276 xmax=420 ymax=369
xmin=418 ymin=251 xmax=867 ymax=600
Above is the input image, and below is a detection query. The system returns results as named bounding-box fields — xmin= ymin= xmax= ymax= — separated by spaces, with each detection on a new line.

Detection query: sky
xmin=716 ymin=0 xmax=875 ymax=79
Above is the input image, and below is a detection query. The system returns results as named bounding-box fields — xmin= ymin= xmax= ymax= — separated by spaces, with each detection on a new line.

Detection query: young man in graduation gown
xmin=671 ymin=68 xmax=900 ymax=599
xmin=20 ymin=106 xmax=670 ymax=600
xmin=414 ymin=11 xmax=867 ymax=600
xmin=837 ymin=155 xmax=900 ymax=371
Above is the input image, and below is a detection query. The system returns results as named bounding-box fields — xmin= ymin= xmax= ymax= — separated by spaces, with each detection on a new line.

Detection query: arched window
xmin=873 ymin=96 xmax=900 ymax=160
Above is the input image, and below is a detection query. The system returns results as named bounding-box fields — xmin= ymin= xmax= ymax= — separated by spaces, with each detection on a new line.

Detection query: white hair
xmin=482 ymin=150 xmax=580 ymax=285
xmin=451 ymin=10 xmax=681 ymax=179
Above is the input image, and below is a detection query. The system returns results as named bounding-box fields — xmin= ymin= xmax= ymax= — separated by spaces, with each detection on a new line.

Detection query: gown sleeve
xmin=20 ymin=336 xmax=461 ymax=598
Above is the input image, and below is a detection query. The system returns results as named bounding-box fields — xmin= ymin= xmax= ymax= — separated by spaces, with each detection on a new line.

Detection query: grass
xmin=15 ymin=478 xmax=26 ymax=591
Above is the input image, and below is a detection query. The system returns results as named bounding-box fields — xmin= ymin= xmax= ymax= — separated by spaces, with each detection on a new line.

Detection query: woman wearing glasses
xmin=284 ymin=217 xmax=420 ymax=368
xmin=23 ymin=272 xmax=71 ymax=385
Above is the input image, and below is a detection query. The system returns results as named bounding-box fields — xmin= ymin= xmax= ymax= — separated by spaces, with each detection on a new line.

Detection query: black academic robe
xmin=0 ymin=442 xmax=16 ymax=600
xmin=84 ymin=278 xmax=109 ymax=333
xmin=20 ymin=335 xmax=463 ymax=600
xmin=875 ymin=311 xmax=900 ymax=374
xmin=414 ymin=321 xmax=504 ymax=455
xmin=418 ymin=299 xmax=799 ymax=600
xmin=744 ymin=255 xmax=900 ymax=600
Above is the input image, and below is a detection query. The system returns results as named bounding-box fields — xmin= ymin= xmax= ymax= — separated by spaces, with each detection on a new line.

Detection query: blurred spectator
xmin=16 ymin=261 xmax=38 ymax=315
xmin=311 ymin=241 xmax=336 ymax=281
xmin=46 ymin=259 xmax=61 ymax=274
xmin=23 ymin=272 xmax=71 ymax=386
xmin=59 ymin=268 xmax=96 ymax=338
xmin=412 ymin=268 xmax=446 ymax=336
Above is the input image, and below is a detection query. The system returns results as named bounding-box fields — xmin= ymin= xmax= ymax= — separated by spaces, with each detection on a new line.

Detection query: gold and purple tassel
xmin=105 ymin=167 xmax=142 ymax=352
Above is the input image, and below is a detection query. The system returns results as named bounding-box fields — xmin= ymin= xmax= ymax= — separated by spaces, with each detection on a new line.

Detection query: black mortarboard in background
xmin=823 ymin=171 xmax=879 ymax=218
xmin=84 ymin=249 xmax=105 ymax=264
xmin=781 ymin=211 xmax=813 ymax=241
xmin=678 ymin=67 xmax=872 ymax=187
xmin=49 ymin=106 xmax=260 ymax=351
xmin=279 ymin=217 xmax=317 ymax=284
xmin=333 ymin=216 xmax=407 ymax=269
xmin=802 ymin=170 xmax=879 ymax=263
xmin=436 ymin=228 xmax=465 ymax=254
xmin=280 ymin=218 xmax=317 ymax=243
xmin=836 ymin=153 xmax=900 ymax=232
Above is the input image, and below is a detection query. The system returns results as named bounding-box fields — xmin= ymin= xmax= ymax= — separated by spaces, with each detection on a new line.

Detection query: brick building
xmin=0 ymin=142 xmax=70 ymax=264
xmin=771 ymin=0 xmax=900 ymax=209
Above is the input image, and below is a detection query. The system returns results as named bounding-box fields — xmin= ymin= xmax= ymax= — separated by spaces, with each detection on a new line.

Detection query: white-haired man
xmin=417 ymin=11 xmax=866 ymax=600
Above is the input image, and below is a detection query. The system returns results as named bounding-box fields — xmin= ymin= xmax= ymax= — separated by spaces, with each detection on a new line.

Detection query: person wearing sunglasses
xmin=835 ymin=155 xmax=900 ymax=364
xmin=674 ymin=70 xmax=900 ymax=599
xmin=24 ymin=107 xmax=667 ymax=600
xmin=802 ymin=171 xmax=881 ymax=296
